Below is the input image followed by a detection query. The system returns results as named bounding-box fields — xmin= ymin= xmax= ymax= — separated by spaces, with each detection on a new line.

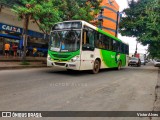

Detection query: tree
xmin=144 ymin=0 xmax=160 ymax=58
xmin=55 ymin=0 xmax=102 ymax=22
xmin=12 ymin=0 xmax=61 ymax=61
xmin=0 ymin=0 xmax=17 ymax=6
xmin=119 ymin=0 xmax=160 ymax=58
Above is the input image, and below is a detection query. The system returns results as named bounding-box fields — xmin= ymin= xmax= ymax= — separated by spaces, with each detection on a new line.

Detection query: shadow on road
xmin=127 ymin=65 xmax=159 ymax=72
xmin=44 ymin=63 xmax=158 ymax=76
xmin=45 ymin=67 xmax=123 ymax=77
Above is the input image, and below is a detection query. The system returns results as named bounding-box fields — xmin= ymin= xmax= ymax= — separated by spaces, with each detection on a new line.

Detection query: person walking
xmin=4 ymin=42 xmax=10 ymax=58
xmin=12 ymin=43 xmax=18 ymax=57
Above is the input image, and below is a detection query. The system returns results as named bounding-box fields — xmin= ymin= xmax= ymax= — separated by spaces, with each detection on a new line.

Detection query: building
xmin=92 ymin=0 xmax=119 ymax=37
xmin=0 ymin=6 xmax=48 ymax=56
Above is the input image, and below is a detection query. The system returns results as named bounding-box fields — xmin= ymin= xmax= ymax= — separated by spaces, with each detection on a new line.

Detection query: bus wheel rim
xmin=94 ymin=61 xmax=99 ymax=72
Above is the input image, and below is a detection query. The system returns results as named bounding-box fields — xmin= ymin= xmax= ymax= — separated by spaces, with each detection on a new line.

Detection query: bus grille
xmin=52 ymin=54 xmax=70 ymax=58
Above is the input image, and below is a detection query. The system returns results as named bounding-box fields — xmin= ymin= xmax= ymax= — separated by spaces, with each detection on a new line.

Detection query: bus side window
xmin=125 ymin=45 xmax=129 ymax=54
xmin=104 ymin=36 xmax=110 ymax=50
xmin=88 ymin=30 xmax=94 ymax=46
xmin=98 ymin=34 xmax=105 ymax=49
xmin=109 ymin=38 xmax=113 ymax=50
xmin=113 ymin=40 xmax=117 ymax=51
xmin=84 ymin=28 xmax=95 ymax=47
xmin=121 ymin=43 xmax=125 ymax=54
xmin=116 ymin=42 xmax=121 ymax=52
xmin=94 ymin=31 xmax=99 ymax=48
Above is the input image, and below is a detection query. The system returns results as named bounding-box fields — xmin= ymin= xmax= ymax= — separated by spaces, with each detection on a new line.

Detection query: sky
xmin=115 ymin=0 xmax=148 ymax=54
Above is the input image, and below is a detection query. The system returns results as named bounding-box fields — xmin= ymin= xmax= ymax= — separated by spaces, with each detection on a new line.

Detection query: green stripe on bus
xmin=100 ymin=49 xmax=126 ymax=68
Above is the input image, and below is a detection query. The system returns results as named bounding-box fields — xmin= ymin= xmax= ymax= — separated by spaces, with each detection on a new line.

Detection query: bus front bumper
xmin=47 ymin=59 xmax=80 ymax=70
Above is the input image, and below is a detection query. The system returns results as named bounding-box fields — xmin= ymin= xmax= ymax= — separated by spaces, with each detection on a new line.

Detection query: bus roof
xmin=53 ymin=20 xmax=128 ymax=45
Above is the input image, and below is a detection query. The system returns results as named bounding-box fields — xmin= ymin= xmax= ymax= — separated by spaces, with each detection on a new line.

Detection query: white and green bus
xmin=47 ymin=20 xmax=129 ymax=73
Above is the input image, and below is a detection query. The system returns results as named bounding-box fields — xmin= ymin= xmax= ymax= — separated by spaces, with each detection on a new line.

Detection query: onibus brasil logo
xmin=1 ymin=112 xmax=42 ymax=118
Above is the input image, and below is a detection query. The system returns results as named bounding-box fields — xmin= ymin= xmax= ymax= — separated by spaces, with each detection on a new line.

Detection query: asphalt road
xmin=0 ymin=63 xmax=159 ymax=120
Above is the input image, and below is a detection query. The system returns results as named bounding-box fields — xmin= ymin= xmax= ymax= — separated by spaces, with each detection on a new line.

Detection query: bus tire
xmin=67 ymin=69 xmax=73 ymax=73
xmin=92 ymin=59 xmax=100 ymax=74
xmin=117 ymin=61 xmax=122 ymax=70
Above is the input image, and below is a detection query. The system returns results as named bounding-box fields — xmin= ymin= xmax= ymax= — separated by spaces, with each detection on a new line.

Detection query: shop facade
xmin=0 ymin=7 xmax=48 ymax=57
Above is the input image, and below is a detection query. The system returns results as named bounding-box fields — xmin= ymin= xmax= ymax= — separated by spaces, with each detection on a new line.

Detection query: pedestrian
xmin=4 ymin=42 xmax=10 ymax=58
xmin=12 ymin=43 xmax=18 ymax=57
xmin=33 ymin=46 xmax=37 ymax=57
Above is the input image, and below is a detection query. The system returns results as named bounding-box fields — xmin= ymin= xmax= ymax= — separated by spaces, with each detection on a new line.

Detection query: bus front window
xmin=49 ymin=30 xmax=81 ymax=52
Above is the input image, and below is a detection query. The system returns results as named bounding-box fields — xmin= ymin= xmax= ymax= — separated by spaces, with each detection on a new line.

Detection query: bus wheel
xmin=117 ymin=61 xmax=122 ymax=70
xmin=67 ymin=69 xmax=73 ymax=72
xmin=92 ymin=59 xmax=100 ymax=74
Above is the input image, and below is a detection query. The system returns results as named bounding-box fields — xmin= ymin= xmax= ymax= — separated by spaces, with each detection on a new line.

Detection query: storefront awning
xmin=0 ymin=33 xmax=21 ymax=40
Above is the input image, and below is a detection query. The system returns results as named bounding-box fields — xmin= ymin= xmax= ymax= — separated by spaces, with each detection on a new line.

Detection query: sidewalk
xmin=0 ymin=56 xmax=46 ymax=62
xmin=0 ymin=56 xmax=47 ymax=70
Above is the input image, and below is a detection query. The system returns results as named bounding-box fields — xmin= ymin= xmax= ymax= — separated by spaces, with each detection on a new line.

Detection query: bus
xmin=47 ymin=20 xmax=129 ymax=73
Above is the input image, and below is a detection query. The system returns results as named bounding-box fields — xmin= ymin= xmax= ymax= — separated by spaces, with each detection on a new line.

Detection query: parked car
xmin=154 ymin=59 xmax=160 ymax=67
xmin=128 ymin=57 xmax=141 ymax=67
xmin=145 ymin=59 xmax=149 ymax=63
xmin=141 ymin=60 xmax=146 ymax=65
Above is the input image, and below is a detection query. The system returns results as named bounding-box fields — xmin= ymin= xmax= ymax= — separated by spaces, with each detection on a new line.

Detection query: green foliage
xmin=55 ymin=0 xmax=101 ymax=22
xmin=20 ymin=61 xmax=30 ymax=65
xmin=119 ymin=0 xmax=160 ymax=58
xmin=148 ymin=42 xmax=160 ymax=58
xmin=11 ymin=0 xmax=102 ymax=33
xmin=12 ymin=0 xmax=61 ymax=33
xmin=143 ymin=0 xmax=160 ymax=42
xmin=0 ymin=0 xmax=19 ymax=7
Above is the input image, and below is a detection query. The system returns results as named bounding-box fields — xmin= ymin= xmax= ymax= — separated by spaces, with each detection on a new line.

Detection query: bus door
xmin=80 ymin=27 xmax=95 ymax=70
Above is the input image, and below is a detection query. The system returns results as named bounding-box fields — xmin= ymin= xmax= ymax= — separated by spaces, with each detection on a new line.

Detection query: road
xmin=0 ymin=63 xmax=159 ymax=120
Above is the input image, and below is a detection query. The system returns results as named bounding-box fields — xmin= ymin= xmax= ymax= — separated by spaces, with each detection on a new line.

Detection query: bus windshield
xmin=49 ymin=30 xmax=81 ymax=52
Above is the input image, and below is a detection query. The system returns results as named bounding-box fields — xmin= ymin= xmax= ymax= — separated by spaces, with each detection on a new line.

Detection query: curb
xmin=0 ymin=65 xmax=47 ymax=70
xmin=0 ymin=60 xmax=46 ymax=62
xmin=153 ymin=68 xmax=160 ymax=112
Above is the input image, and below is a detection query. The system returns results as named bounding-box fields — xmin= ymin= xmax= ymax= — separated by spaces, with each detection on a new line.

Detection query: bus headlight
xmin=70 ymin=55 xmax=80 ymax=62
xmin=47 ymin=54 xmax=51 ymax=60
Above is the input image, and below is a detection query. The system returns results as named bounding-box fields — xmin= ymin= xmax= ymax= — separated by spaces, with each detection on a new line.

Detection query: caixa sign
xmin=0 ymin=23 xmax=22 ymax=33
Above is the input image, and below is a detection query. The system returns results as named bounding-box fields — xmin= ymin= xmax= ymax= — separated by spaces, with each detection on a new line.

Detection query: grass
xmin=20 ymin=61 xmax=30 ymax=65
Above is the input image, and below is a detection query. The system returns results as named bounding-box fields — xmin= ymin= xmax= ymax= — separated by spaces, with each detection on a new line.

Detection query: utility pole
xmin=115 ymin=11 xmax=119 ymax=37
xmin=134 ymin=42 xmax=138 ymax=57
